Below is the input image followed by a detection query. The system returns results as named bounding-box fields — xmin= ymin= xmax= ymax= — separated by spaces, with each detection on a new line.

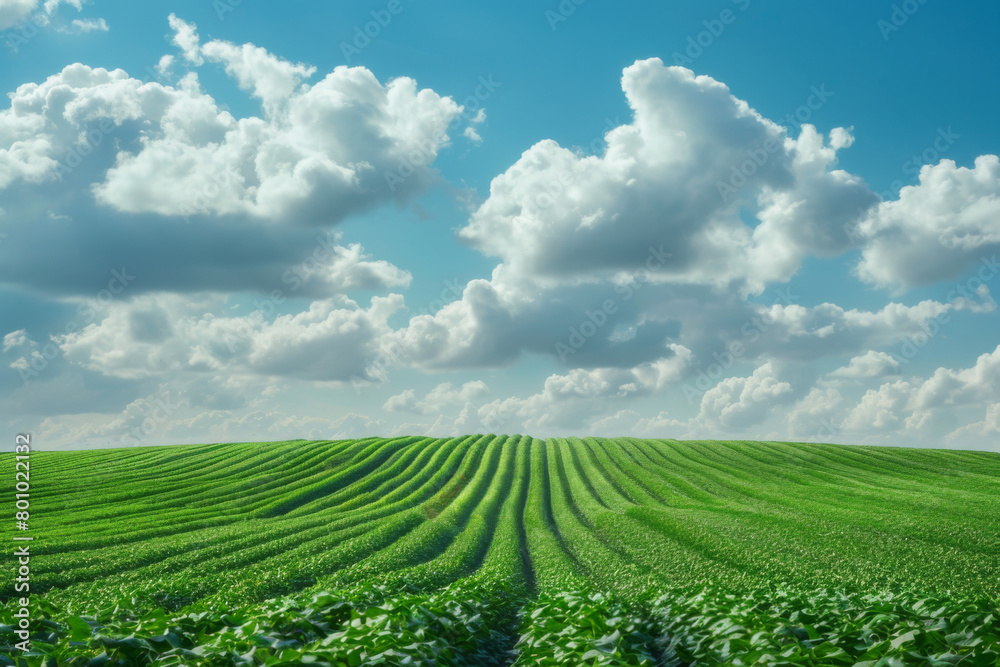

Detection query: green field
xmin=3 ymin=436 xmax=1000 ymax=665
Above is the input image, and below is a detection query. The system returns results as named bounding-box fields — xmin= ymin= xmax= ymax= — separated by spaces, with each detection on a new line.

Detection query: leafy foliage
xmin=2 ymin=437 xmax=998 ymax=665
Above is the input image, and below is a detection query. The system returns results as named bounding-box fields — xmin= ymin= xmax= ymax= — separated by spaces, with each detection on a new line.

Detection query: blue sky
xmin=1 ymin=0 xmax=998 ymax=451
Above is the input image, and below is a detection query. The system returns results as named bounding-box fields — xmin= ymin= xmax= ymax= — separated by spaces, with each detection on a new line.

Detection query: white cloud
xmin=199 ymin=39 xmax=315 ymax=117
xmin=856 ymin=156 xmax=1000 ymax=289
xmin=911 ymin=345 xmax=1000 ymax=410
xmin=0 ymin=36 xmax=471 ymax=299
xmin=283 ymin=234 xmax=412 ymax=293
xmin=90 ymin=56 xmax=462 ymax=222
xmin=588 ymin=409 xmax=644 ymax=435
xmin=946 ymin=404 xmax=1000 ymax=449
xmin=749 ymin=125 xmax=878 ymax=283
xmin=786 ymin=386 xmax=843 ymax=441
xmin=58 ymin=16 xmax=106 ymax=33
xmin=839 ymin=345 xmax=1000 ymax=439
xmin=2 ymin=329 xmax=28 ymax=352
xmin=750 ymin=296 xmax=993 ymax=362
xmin=43 ymin=0 xmax=81 ymax=13
xmin=456 ymin=59 xmax=871 ymax=294
xmin=384 ymin=61 xmax=993 ymax=380
xmin=587 ymin=409 xmax=690 ymax=438
xmin=1 ymin=0 xmax=91 ymax=33
xmin=37 ymin=399 xmax=385 ymax=448
xmin=167 ymin=14 xmax=203 ymax=65
xmin=829 ymin=350 xmax=901 ymax=379
xmin=36 ymin=388 xmax=185 ymax=447
xmin=54 ymin=292 xmax=405 ymax=383
xmin=155 ymin=54 xmax=174 ymax=78
xmin=166 ymin=409 xmax=383 ymax=442
xmin=0 ymin=0 xmax=40 ymax=29
xmin=479 ymin=346 xmax=692 ymax=432
xmin=381 ymin=349 xmax=691 ymax=436
xmin=384 ymin=380 xmax=490 ymax=414
xmin=841 ymin=380 xmax=915 ymax=434
xmin=463 ymin=126 xmax=483 ymax=143
xmin=695 ymin=361 xmax=793 ymax=429
xmin=0 ymin=19 xmax=468 ymax=226
xmin=4 ymin=40 xmax=1000 ymax=453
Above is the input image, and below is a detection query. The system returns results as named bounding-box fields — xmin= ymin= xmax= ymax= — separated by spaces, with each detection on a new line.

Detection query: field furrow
xmin=3 ymin=436 xmax=999 ymax=666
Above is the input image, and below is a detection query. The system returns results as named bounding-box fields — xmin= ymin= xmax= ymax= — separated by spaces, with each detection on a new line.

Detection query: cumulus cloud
xmin=5 ymin=37 xmax=1000 ymax=452
xmin=463 ymin=126 xmax=483 ymax=144
xmin=829 ymin=351 xmax=902 ymax=379
xmin=380 ymin=349 xmax=691 ymax=437
xmin=786 ymin=386 xmax=844 ymax=440
xmin=167 ymin=14 xmax=203 ymax=65
xmin=0 ymin=0 xmax=38 ymax=29
xmin=841 ymin=380 xmax=915 ymax=434
xmin=910 ymin=345 xmax=1000 ymax=410
xmin=379 ymin=354 xmax=691 ymax=438
xmin=946 ymin=404 xmax=1000 ymax=449
xmin=587 ymin=409 xmax=691 ymax=438
xmin=384 ymin=381 xmax=490 ymax=414
xmin=855 ymin=156 xmax=1000 ymax=289
xmin=385 ymin=61 xmax=989 ymax=380
xmin=199 ymin=38 xmax=315 ymax=116
xmin=748 ymin=296 xmax=994 ymax=362
xmin=0 ymin=14 xmax=469 ymax=216
xmin=457 ymin=59 xmax=872 ymax=294
xmin=54 ymin=292 xmax=404 ymax=383
xmin=165 ymin=409 xmax=383 ymax=442
xmin=37 ymin=398 xmax=384 ymax=448
xmin=839 ymin=345 xmax=1000 ymax=438
xmin=695 ymin=361 xmax=793 ymax=430
xmin=87 ymin=38 xmax=463 ymax=222
xmin=0 ymin=28 xmax=468 ymax=298
xmin=477 ymin=346 xmax=692 ymax=432
xmin=385 ymin=252 xmax=992 ymax=388
xmin=281 ymin=233 xmax=412 ymax=294
xmin=749 ymin=125 xmax=878 ymax=282
xmin=0 ymin=0 xmax=81 ymax=30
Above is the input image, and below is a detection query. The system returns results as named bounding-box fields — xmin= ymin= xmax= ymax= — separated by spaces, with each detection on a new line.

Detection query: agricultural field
xmin=2 ymin=436 xmax=999 ymax=665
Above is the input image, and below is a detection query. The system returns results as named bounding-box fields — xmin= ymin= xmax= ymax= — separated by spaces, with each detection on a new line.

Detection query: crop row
xmin=2 ymin=435 xmax=999 ymax=646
